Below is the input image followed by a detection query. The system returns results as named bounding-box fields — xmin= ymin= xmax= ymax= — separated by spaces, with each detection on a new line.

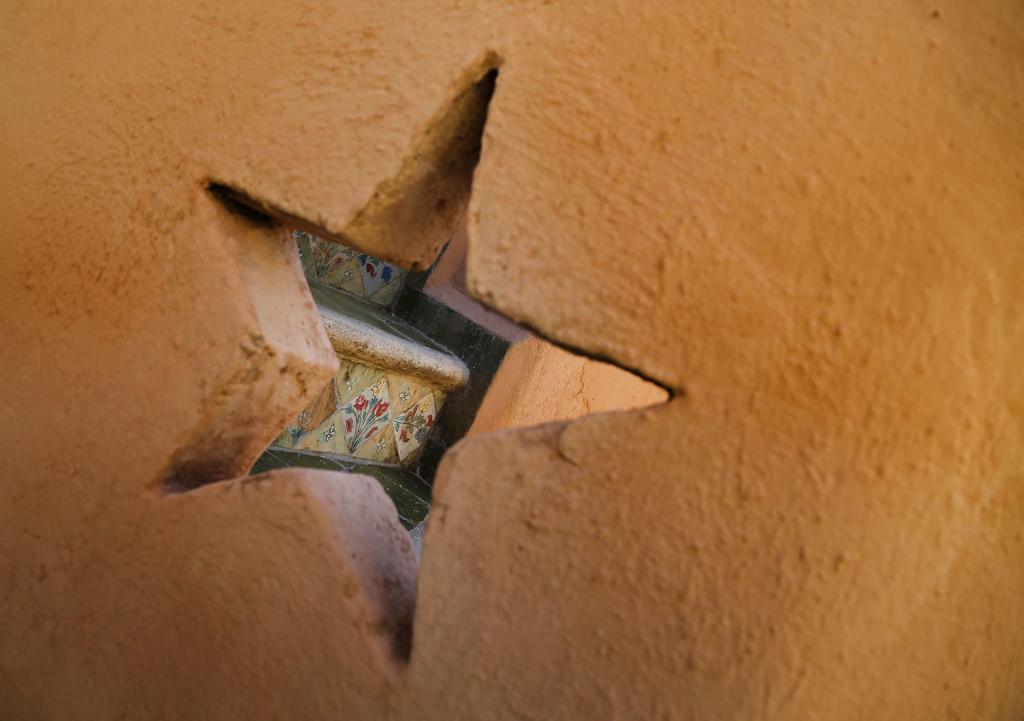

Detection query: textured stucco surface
xmin=465 ymin=331 xmax=668 ymax=433
xmin=421 ymin=222 xmax=669 ymax=434
xmin=1 ymin=1 xmax=1023 ymax=719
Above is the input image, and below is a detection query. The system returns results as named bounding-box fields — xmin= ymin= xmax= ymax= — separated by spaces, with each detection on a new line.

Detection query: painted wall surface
xmin=1 ymin=2 xmax=1022 ymax=720
xmin=298 ymin=231 xmax=407 ymax=306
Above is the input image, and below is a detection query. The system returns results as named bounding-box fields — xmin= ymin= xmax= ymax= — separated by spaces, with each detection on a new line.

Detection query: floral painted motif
xmin=277 ymin=365 xmax=450 ymax=466
xmin=358 ymin=253 xmax=401 ymax=296
xmin=392 ymin=393 xmax=436 ymax=461
xmin=314 ymin=239 xmax=356 ymax=279
xmin=297 ymin=231 xmax=404 ymax=304
xmin=341 ymin=379 xmax=391 ymax=453
xmin=358 ymin=254 xmax=394 ymax=282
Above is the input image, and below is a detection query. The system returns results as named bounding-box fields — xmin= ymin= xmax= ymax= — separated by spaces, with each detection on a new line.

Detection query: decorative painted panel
xmin=294 ymin=230 xmax=405 ymax=306
xmin=393 ymin=393 xmax=437 ymax=463
xmin=274 ymin=357 xmax=447 ymax=469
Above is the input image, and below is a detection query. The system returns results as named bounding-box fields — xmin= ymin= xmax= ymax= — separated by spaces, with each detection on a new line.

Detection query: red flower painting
xmin=391 ymin=397 xmax=437 ymax=460
xmin=342 ymin=388 xmax=392 ymax=453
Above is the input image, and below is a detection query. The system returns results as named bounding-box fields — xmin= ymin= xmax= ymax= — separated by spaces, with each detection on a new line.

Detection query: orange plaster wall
xmin=423 ymin=222 xmax=668 ymax=433
xmin=0 ymin=1 xmax=1022 ymax=720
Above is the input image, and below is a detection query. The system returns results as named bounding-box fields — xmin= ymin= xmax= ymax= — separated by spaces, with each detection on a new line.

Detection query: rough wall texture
xmin=421 ymin=223 xmax=668 ymax=435
xmin=1 ymin=1 xmax=1022 ymax=720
